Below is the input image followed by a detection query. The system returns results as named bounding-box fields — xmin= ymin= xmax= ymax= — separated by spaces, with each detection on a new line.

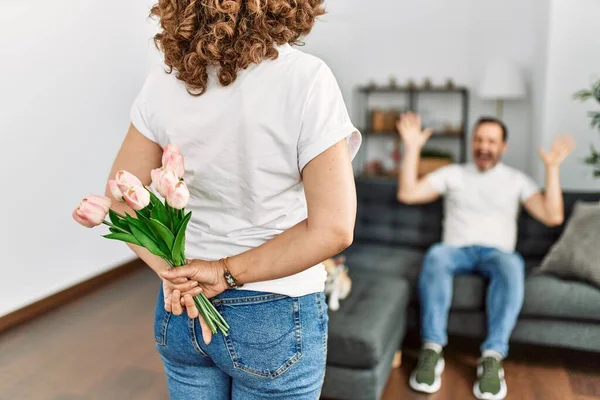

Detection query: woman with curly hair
xmin=105 ymin=0 xmax=361 ymax=398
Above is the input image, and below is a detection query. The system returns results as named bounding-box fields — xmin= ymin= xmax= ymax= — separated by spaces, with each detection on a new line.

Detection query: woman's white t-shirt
xmin=130 ymin=44 xmax=361 ymax=297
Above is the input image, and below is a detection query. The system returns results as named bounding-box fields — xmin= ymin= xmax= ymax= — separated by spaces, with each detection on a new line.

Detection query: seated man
xmin=396 ymin=113 xmax=574 ymax=400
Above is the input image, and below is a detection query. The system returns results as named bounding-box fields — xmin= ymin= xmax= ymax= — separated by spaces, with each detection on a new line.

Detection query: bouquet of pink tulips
xmin=73 ymin=145 xmax=229 ymax=336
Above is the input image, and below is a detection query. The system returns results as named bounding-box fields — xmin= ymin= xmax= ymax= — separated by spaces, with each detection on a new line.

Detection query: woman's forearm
xmin=226 ymin=219 xmax=353 ymax=285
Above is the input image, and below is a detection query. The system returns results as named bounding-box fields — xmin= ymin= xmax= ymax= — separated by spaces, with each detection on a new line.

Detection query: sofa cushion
xmin=450 ymin=275 xmax=486 ymax=310
xmin=521 ymin=274 xmax=600 ymax=322
xmin=344 ymin=243 xmax=486 ymax=310
xmin=327 ymin=273 xmax=409 ymax=369
xmin=537 ymin=201 xmax=600 ymax=288
xmin=344 ymin=243 xmax=424 ymax=279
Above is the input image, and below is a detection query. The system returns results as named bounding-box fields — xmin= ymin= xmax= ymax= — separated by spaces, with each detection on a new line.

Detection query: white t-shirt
xmin=426 ymin=163 xmax=539 ymax=253
xmin=130 ymin=44 xmax=361 ymax=297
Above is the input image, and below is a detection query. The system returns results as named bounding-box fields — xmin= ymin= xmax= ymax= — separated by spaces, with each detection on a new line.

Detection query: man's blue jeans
xmin=419 ymin=244 xmax=525 ymax=357
xmin=154 ymin=287 xmax=328 ymax=399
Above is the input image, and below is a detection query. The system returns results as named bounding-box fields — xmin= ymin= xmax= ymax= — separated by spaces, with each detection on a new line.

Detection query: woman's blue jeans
xmin=154 ymin=287 xmax=328 ymax=399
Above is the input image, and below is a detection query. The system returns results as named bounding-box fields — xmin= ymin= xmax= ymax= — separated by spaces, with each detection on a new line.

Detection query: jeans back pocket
xmin=214 ymin=293 xmax=302 ymax=379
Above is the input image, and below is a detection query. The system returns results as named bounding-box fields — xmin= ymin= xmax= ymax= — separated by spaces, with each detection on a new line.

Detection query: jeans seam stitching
xmin=318 ymin=293 xmax=328 ymax=380
xmin=156 ymin=311 xmax=171 ymax=346
xmin=295 ymin=297 xmax=302 ymax=355
xmin=218 ymin=303 xmax=240 ymax=368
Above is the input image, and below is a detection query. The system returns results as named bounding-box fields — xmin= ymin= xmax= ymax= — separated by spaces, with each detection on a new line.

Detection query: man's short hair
xmin=474 ymin=117 xmax=508 ymax=142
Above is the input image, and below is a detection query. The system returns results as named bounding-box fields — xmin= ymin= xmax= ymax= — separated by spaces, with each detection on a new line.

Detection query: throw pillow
xmin=537 ymin=201 xmax=600 ymax=288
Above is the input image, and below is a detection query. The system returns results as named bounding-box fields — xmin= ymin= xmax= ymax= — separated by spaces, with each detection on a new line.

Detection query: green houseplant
xmin=573 ymin=79 xmax=600 ymax=177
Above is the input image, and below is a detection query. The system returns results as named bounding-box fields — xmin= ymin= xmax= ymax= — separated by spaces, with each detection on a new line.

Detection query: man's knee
xmin=421 ymin=243 xmax=455 ymax=275
xmin=492 ymin=252 xmax=525 ymax=282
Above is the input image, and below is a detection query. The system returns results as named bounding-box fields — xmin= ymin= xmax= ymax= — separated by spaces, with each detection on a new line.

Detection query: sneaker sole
xmin=473 ymin=368 xmax=507 ymax=400
xmin=409 ymin=358 xmax=445 ymax=394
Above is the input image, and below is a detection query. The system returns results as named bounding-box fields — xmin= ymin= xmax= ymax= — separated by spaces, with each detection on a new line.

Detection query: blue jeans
xmin=419 ymin=244 xmax=525 ymax=357
xmin=154 ymin=287 xmax=328 ymax=400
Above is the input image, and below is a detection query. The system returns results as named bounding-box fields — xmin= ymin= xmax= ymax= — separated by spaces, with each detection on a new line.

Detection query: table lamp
xmin=479 ymin=58 xmax=526 ymax=119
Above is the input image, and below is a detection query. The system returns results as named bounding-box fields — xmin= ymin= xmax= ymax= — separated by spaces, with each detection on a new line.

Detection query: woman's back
xmin=131 ymin=44 xmax=360 ymax=296
xmin=101 ymin=3 xmax=359 ymax=397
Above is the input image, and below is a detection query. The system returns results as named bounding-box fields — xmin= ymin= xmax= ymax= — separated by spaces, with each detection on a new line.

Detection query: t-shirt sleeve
xmin=130 ymin=74 xmax=158 ymax=143
xmin=425 ymin=165 xmax=457 ymax=195
xmin=519 ymin=173 xmax=540 ymax=202
xmin=297 ymin=64 xmax=361 ymax=172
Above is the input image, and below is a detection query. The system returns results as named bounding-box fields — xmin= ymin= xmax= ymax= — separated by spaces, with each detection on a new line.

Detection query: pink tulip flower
xmin=157 ymin=169 xmax=179 ymax=198
xmin=108 ymin=180 xmax=124 ymax=202
xmin=73 ymin=195 xmax=112 ymax=228
xmin=123 ymin=186 xmax=151 ymax=211
xmin=115 ymin=170 xmax=143 ymax=194
xmin=150 ymin=168 xmax=162 ymax=190
xmin=164 ymin=152 xmax=185 ymax=178
xmin=162 ymin=144 xmax=181 ymax=165
xmin=167 ymin=181 xmax=190 ymax=209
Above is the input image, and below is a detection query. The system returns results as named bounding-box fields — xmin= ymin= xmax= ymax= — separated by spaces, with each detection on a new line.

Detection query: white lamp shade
xmin=479 ymin=59 xmax=526 ymax=100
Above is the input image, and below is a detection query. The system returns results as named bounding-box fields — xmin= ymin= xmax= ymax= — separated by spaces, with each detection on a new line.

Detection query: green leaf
xmin=175 ymin=211 xmax=191 ymax=235
xmin=135 ymin=211 xmax=171 ymax=256
xmin=103 ymin=233 xmax=142 ymax=246
xmin=148 ymin=189 xmax=162 ymax=206
xmin=138 ymin=206 xmax=151 ymax=219
xmin=573 ymin=90 xmax=593 ymax=101
xmin=148 ymin=190 xmax=170 ymax=223
xmin=109 ymin=227 xmax=120 ymax=234
xmin=589 ymin=112 xmax=600 ymax=131
xmin=109 ymin=209 xmax=129 ymax=231
xmin=150 ymin=201 xmax=169 ymax=227
xmin=167 ymin=204 xmax=180 ymax=232
xmin=171 ymin=211 xmax=192 ymax=266
xmin=129 ymin=224 xmax=167 ymax=258
xmin=149 ymin=218 xmax=175 ymax=249
xmin=593 ymin=80 xmax=600 ymax=102
xmin=125 ymin=214 xmax=157 ymax=242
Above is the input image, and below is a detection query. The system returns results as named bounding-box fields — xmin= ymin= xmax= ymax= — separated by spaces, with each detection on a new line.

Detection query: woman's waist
xmin=185 ymin=231 xmax=279 ymax=261
xmin=234 ymin=265 xmax=326 ymax=298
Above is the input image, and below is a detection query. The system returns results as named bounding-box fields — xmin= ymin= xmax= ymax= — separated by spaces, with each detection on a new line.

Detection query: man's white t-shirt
xmin=426 ymin=163 xmax=539 ymax=253
xmin=130 ymin=44 xmax=361 ymax=297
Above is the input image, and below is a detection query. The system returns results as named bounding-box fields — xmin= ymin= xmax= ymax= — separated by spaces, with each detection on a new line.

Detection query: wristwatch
xmin=221 ymin=257 xmax=243 ymax=289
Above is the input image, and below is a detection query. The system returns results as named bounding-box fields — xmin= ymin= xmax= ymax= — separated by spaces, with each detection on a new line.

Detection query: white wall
xmin=530 ymin=1 xmax=552 ymax=180
xmin=303 ymin=0 xmax=540 ymax=173
xmin=4 ymin=0 xmax=597 ymax=317
xmin=0 ymin=1 xmax=159 ymax=317
xmin=533 ymin=0 xmax=600 ymax=190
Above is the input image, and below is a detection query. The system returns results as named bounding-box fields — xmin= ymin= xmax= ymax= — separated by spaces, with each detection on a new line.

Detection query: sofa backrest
xmin=355 ymin=179 xmax=443 ymax=249
xmin=516 ymin=191 xmax=600 ymax=258
xmin=354 ymin=178 xmax=600 ymax=256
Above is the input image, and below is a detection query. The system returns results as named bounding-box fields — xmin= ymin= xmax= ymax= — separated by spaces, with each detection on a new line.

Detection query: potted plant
xmin=573 ymin=79 xmax=600 ymax=177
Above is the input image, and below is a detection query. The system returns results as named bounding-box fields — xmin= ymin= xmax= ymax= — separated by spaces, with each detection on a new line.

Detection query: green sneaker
xmin=473 ymin=356 xmax=507 ymax=400
xmin=409 ymin=348 xmax=445 ymax=393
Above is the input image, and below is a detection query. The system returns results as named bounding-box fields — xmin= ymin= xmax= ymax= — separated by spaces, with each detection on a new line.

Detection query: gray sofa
xmin=322 ymin=178 xmax=600 ymax=400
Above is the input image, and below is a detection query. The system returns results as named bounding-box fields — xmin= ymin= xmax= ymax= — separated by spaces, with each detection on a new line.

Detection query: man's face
xmin=471 ymin=122 xmax=507 ymax=171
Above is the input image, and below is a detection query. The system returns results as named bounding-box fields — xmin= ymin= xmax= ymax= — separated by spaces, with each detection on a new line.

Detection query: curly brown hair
xmin=150 ymin=0 xmax=325 ymax=95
